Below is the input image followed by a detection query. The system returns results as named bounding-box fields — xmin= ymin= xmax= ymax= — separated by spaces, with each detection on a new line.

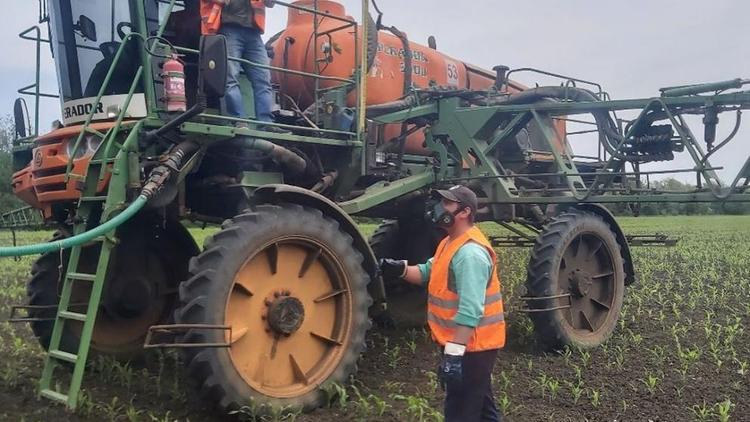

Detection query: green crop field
xmin=0 ymin=216 xmax=748 ymax=421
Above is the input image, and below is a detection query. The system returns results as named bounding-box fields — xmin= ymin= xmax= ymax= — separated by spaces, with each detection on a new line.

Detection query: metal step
xmin=40 ymin=389 xmax=68 ymax=404
xmin=89 ymin=158 xmax=116 ymax=165
xmin=79 ymin=196 xmax=107 ymax=202
xmin=66 ymin=272 xmax=97 ymax=282
xmin=49 ymin=350 xmax=78 ymax=364
xmin=58 ymin=311 xmax=87 ymax=322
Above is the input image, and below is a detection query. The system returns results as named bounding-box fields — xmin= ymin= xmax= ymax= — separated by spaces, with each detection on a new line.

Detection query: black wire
xmin=701 ymin=110 xmax=742 ymax=165
xmin=145 ymin=36 xmax=178 ymax=59
xmin=298 ymin=15 xmax=328 ymax=106
xmin=370 ymin=0 xmax=384 ymax=26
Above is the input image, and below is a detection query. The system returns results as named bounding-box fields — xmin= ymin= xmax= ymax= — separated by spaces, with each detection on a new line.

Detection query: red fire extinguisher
xmin=162 ymin=54 xmax=187 ymax=112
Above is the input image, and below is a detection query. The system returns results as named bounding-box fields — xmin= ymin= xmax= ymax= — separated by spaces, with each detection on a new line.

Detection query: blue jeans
xmin=219 ymin=24 xmax=274 ymax=122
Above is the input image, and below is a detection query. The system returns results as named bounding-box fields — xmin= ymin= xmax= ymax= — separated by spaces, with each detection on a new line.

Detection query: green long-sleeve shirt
xmin=418 ymin=242 xmax=493 ymax=328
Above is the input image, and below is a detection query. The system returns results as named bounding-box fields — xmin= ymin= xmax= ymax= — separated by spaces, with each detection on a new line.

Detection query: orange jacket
xmin=427 ymin=226 xmax=506 ymax=352
xmin=200 ymin=0 xmax=267 ymax=35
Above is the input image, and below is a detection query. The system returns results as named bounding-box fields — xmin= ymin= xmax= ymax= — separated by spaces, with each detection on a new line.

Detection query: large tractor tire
xmin=26 ymin=218 xmax=197 ymax=360
xmin=175 ymin=204 xmax=372 ymax=414
xmin=525 ymin=209 xmax=625 ymax=350
xmin=368 ymin=219 xmax=444 ymax=327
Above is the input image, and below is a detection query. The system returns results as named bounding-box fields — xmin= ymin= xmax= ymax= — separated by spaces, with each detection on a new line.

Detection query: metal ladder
xmin=38 ymin=128 xmax=119 ymax=409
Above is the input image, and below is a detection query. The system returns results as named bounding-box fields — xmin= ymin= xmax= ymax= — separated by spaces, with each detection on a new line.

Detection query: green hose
xmin=0 ymin=195 xmax=148 ymax=257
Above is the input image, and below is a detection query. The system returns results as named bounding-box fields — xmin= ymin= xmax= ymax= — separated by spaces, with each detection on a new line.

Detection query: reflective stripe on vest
xmin=200 ymin=0 xmax=267 ymax=35
xmin=427 ymin=312 xmax=506 ymax=329
xmin=428 ymin=292 xmax=504 ymax=309
xmin=426 ymin=226 xmax=506 ymax=352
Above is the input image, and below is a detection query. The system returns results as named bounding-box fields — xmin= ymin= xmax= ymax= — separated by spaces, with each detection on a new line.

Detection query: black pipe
xmin=235 ymin=136 xmax=307 ymax=175
xmin=144 ymin=95 xmax=207 ymax=144
xmin=365 ymin=95 xmax=419 ymax=118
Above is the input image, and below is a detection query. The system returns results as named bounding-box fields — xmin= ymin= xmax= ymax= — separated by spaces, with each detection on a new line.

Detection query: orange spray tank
xmin=269 ymin=0 xmax=565 ymax=155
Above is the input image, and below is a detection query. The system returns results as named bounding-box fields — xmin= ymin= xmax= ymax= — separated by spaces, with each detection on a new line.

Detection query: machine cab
xmin=46 ymin=0 xmax=202 ymax=127
xmin=11 ymin=0 xmax=201 ymax=216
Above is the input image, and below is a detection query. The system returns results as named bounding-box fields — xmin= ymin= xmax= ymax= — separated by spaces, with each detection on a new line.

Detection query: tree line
xmin=606 ymin=178 xmax=750 ymax=216
xmin=0 ymin=117 xmax=24 ymax=215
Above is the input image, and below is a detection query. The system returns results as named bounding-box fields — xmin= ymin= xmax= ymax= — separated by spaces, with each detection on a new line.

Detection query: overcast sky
xmin=1 ymin=0 xmax=748 ymax=182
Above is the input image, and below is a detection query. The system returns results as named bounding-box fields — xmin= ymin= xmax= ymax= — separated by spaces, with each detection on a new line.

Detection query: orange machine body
xmin=271 ymin=0 xmax=564 ymax=156
xmin=12 ymin=123 xmax=114 ymax=218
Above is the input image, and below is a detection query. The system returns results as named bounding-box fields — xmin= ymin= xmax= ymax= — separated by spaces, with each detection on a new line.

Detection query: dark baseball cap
xmin=432 ymin=185 xmax=478 ymax=214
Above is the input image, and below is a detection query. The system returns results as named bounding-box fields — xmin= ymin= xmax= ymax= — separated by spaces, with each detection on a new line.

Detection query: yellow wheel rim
xmin=225 ymin=237 xmax=353 ymax=399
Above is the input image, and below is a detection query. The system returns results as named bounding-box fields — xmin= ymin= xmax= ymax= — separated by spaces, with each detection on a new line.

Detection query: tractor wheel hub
xmin=569 ymin=269 xmax=593 ymax=297
xmin=266 ymin=296 xmax=305 ymax=335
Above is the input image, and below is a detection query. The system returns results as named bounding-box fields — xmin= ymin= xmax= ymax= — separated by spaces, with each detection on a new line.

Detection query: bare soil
xmin=1 ymin=216 xmax=749 ymax=421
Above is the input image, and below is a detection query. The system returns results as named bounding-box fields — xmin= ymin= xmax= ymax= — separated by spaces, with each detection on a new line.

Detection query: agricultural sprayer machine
xmin=3 ymin=0 xmax=750 ymax=415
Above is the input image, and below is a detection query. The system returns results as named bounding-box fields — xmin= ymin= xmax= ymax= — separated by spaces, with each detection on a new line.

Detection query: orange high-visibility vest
xmin=200 ymin=0 xmax=267 ymax=35
xmin=427 ymin=226 xmax=506 ymax=352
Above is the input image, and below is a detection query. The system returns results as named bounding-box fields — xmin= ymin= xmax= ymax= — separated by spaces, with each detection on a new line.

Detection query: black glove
xmin=438 ymin=353 xmax=463 ymax=391
xmin=379 ymin=258 xmax=407 ymax=279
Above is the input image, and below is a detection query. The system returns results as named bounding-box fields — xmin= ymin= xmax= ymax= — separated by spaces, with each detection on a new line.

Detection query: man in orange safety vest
xmin=380 ymin=185 xmax=506 ymax=422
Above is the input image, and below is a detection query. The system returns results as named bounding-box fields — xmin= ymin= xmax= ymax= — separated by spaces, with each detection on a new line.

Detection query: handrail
xmin=196 ymin=113 xmax=356 ymax=137
xmin=16 ymin=26 xmax=45 ymax=140
xmin=275 ymin=0 xmax=358 ymax=25
xmin=506 ymin=67 xmax=604 ymax=98
xmin=174 ymin=45 xmax=357 ymax=85
xmin=19 ymin=26 xmax=50 ymax=43
xmin=17 ymin=0 xmax=368 ymax=149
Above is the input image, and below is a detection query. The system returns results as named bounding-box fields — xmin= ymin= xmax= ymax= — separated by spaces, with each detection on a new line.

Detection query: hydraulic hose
xmin=236 ymin=137 xmax=307 ymax=175
xmin=0 ymin=139 xmax=196 ymax=258
xmin=478 ymin=86 xmax=632 ymax=160
xmin=0 ymin=195 xmax=148 ymax=257
xmin=365 ymin=95 xmax=420 ymax=118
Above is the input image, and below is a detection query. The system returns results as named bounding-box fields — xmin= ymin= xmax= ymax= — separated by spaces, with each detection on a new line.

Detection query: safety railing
xmin=16 ymin=26 xmax=59 ymax=146
xmin=0 ymin=206 xmax=45 ymax=229
xmin=18 ymin=0 xmax=370 ymax=150
xmin=166 ymin=0 xmax=367 ymax=140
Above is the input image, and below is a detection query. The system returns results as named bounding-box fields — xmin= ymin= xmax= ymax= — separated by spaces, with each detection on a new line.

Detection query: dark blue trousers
xmin=444 ymin=348 xmax=501 ymax=422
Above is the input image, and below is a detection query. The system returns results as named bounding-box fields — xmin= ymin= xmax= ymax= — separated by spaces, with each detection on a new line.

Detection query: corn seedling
xmin=390 ymin=394 xmax=442 ymax=422
xmin=588 ymin=388 xmax=601 ymax=409
xmin=567 ymin=381 xmax=584 ymax=405
xmin=422 ymin=370 xmax=438 ymax=393
xmin=714 ymin=399 xmax=734 ymax=422
xmin=322 ymin=382 xmax=349 ymax=409
xmin=386 ymin=345 xmax=402 ymax=370
xmin=689 ymin=402 xmax=713 ymax=422
xmin=640 ymin=372 xmax=660 ymax=396
xmin=497 ymin=392 xmax=512 ymax=415
xmin=735 ymin=358 xmax=748 ymax=376
xmin=547 ymin=378 xmax=561 ymax=400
